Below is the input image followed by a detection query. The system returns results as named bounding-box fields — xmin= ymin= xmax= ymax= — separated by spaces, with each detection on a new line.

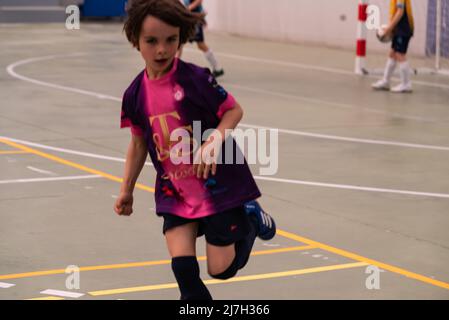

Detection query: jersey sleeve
xmin=195 ymin=68 xmax=236 ymax=120
xmin=396 ymin=0 xmax=405 ymax=8
xmin=120 ymin=90 xmax=143 ymax=136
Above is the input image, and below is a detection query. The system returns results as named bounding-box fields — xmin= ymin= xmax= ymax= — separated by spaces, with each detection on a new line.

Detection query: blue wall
xmin=82 ymin=0 xmax=128 ymax=17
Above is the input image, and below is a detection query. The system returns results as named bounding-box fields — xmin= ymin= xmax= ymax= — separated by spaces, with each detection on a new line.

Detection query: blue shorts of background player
xmin=177 ymin=0 xmax=225 ymax=78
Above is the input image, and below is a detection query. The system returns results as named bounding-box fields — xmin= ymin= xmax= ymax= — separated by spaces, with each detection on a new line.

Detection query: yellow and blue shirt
xmin=390 ymin=0 xmax=414 ymax=36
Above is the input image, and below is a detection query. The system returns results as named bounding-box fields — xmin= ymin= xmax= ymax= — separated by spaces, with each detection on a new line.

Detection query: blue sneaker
xmin=244 ymin=201 xmax=276 ymax=240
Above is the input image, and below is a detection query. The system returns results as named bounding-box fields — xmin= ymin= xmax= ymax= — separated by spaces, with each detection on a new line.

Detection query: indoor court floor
xmin=0 ymin=22 xmax=448 ymax=300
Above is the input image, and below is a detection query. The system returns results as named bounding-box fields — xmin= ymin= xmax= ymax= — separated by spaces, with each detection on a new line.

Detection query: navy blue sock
xmin=171 ymin=256 xmax=212 ymax=300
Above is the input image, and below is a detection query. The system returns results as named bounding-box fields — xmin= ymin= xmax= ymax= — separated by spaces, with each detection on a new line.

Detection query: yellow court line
xmin=0 ymin=138 xmax=154 ymax=193
xmin=249 ymin=245 xmax=314 ymax=256
xmin=27 ymin=296 xmax=65 ymax=300
xmin=88 ymin=262 xmax=369 ymax=296
xmin=1 ymin=137 xmax=448 ymax=291
xmin=0 ymin=150 xmax=29 ymax=155
xmin=277 ymin=230 xmax=449 ymax=291
xmin=0 ymin=246 xmax=315 ymax=281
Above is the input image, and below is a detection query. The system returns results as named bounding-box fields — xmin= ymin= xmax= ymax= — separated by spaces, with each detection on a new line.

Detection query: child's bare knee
xmin=197 ymin=42 xmax=208 ymax=52
xmin=208 ymin=260 xmax=238 ymax=280
xmin=207 ymin=261 xmax=229 ymax=277
xmin=396 ymin=53 xmax=406 ymax=62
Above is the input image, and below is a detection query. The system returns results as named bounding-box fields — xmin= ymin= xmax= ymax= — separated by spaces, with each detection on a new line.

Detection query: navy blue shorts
xmin=391 ymin=35 xmax=412 ymax=54
xmin=189 ymin=24 xmax=205 ymax=43
xmin=160 ymin=206 xmax=251 ymax=246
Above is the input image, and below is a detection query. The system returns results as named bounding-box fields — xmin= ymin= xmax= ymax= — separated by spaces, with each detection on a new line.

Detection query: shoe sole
xmin=372 ymin=86 xmax=390 ymax=91
xmin=391 ymin=89 xmax=413 ymax=93
xmin=259 ymin=222 xmax=276 ymax=241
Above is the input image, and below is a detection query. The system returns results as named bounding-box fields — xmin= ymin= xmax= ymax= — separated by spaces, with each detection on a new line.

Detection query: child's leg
xmin=382 ymin=49 xmax=397 ymax=83
xmin=198 ymin=41 xmax=217 ymax=69
xmin=395 ymin=52 xmax=411 ymax=85
xmin=390 ymin=51 xmax=412 ymax=93
xmin=206 ymin=221 xmax=257 ymax=280
xmin=165 ymin=222 xmax=212 ymax=300
xmin=390 ymin=35 xmax=413 ymax=92
xmin=372 ymin=49 xmax=397 ymax=90
xmin=197 ymin=41 xmax=209 ymax=53
xmin=206 ymin=243 xmax=236 ymax=276
xmin=204 ymin=202 xmax=275 ymax=280
xmin=197 ymin=41 xmax=223 ymax=75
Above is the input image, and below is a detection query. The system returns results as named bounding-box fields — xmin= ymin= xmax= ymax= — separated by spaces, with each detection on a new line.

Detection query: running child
xmin=177 ymin=0 xmax=225 ymax=78
xmin=114 ymin=0 xmax=276 ymax=300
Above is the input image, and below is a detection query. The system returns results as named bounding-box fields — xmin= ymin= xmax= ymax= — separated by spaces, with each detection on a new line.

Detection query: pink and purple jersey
xmin=121 ymin=58 xmax=260 ymax=219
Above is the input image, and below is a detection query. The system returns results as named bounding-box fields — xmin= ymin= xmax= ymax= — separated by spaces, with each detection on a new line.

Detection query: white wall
xmin=203 ymin=0 xmax=428 ymax=57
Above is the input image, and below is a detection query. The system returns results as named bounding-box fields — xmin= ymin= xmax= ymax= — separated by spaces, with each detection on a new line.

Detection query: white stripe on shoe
xmin=260 ymin=211 xmax=272 ymax=229
xmin=265 ymin=213 xmax=273 ymax=228
xmin=262 ymin=212 xmax=268 ymax=227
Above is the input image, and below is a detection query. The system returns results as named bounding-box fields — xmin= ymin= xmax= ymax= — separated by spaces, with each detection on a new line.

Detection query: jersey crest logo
xmin=173 ymin=84 xmax=184 ymax=101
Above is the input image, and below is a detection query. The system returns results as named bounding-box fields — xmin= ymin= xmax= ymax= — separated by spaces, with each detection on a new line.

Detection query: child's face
xmin=138 ymin=15 xmax=180 ymax=77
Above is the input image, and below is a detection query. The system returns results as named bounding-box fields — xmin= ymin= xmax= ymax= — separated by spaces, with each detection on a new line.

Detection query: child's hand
xmin=384 ymin=24 xmax=394 ymax=36
xmin=114 ymin=192 xmax=134 ymax=216
xmin=193 ymin=132 xmax=221 ymax=180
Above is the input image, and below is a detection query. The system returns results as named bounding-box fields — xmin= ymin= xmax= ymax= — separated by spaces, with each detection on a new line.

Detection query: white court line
xmin=226 ymin=83 xmax=444 ymax=123
xmin=6 ymin=51 xmax=447 ymax=124
xmin=6 ymin=53 xmax=122 ymax=102
xmin=40 ymin=289 xmax=84 ymax=299
xmin=0 ymin=175 xmax=101 ymax=185
xmin=206 ymin=50 xmax=354 ymax=76
xmin=254 ymin=176 xmax=449 ymax=199
xmin=0 ymin=136 xmax=153 ymax=166
xmin=26 ymin=166 xmax=56 ymax=176
xmin=184 ymin=48 xmax=449 ymax=91
xmin=3 ymin=115 xmax=449 ymax=153
xmin=238 ymin=124 xmax=449 ymax=151
xmin=0 ymin=282 xmax=16 ymax=288
xmin=5 ymin=38 xmax=449 ymax=91
xmin=4 ymin=53 xmax=449 ymax=198
xmin=5 ymin=55 xmax=449 ymax=151
xmin=5 ymin=52 xmax=446 ymax=123
xmin=1 ymin=137 xmax=448 ymax=199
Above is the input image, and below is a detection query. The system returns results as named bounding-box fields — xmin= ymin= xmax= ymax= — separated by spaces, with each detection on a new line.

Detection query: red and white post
xmin=355 ymin=0 xmax=368 ymax=75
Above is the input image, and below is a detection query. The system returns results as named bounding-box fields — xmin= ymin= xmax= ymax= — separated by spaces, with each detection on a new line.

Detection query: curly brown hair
xmin=123 ymin=0 xmax=204 ymax=50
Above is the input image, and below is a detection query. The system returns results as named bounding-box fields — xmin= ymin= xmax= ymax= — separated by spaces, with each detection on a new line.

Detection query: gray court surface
xmin=1 ymin=22 xmax=449 ymax=300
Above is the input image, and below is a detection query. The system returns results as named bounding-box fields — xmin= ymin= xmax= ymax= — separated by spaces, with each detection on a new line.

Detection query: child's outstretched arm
xmin=194 ymin=101 xmax=244 ymax=179
xmin=114 ymin=134 xmax=148 ymax=216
